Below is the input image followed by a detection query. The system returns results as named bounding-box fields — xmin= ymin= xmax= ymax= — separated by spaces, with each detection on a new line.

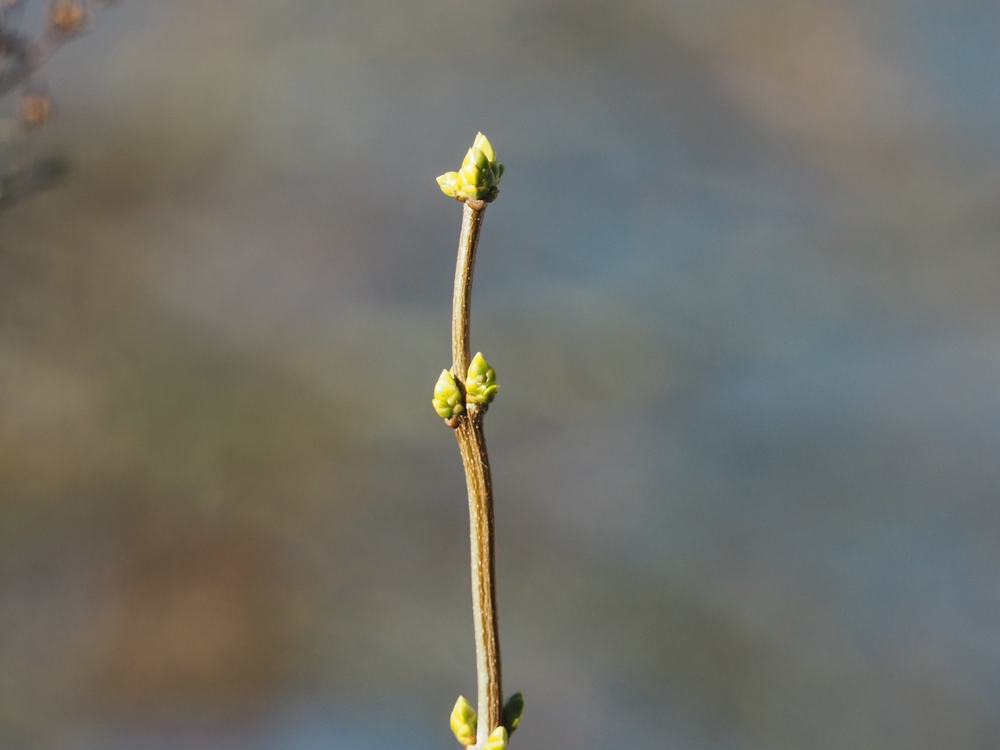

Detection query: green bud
xmin=436 ymin=171 xmax=463 ymax=198
xmin=450 ymin=696 xmax=478 ymax=746
xmin=473 ymin=132 xmax=496 ymax=162
xmin=460 ymin=162 xmax=482 ymax=189
xmin=465 ymin=352 xmax=498 ymax=405
xmin=432 ymin=370 xmax=464 ymax=420
xmin=483 ymin=726 xmax=508 ymax=750
xmin=436 ymin=132 xmax=504 ymax=203
xmin=502 ymin=692 xmax=524 ymax=735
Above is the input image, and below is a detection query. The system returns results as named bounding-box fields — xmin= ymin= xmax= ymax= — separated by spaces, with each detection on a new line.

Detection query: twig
xmin=435 ymin=134 xmax=519 ymax=750
xmin=0 ymin=1 xmax=110 ymax=214
xmin=450 ymin=198 xmax=503 ymax=745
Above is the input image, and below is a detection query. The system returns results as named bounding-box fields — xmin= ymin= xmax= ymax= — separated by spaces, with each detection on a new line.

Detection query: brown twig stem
xmin=450 ymin=197 xmax=503 ymax=746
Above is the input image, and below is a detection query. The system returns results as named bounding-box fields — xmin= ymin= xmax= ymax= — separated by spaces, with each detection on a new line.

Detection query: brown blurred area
xmin=95 ymin=531 xmax=289 ymax=705
xmin=0 ymin=1 xmax=998 ymax=748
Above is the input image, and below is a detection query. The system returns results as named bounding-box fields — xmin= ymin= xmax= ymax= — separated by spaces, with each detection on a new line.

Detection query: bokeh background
xmin=2 ymin=1 xmax=999 ymax=748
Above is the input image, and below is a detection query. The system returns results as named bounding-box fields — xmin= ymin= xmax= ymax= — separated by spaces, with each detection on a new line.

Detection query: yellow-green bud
xmin=465 ymin=352 xmax=498 ymax=405
xmin=433 ymin=370 xmax=464 ymax=420
xmin=483 ymin=725 xmax=508 ymax=750
xmin=472 ymin=132 xmax=495 ymax=161
xmin=502 ymin=692 xmax=524 ymax=735
xmin=450 ymin=696 xmax=478 ymax=746
xmin=436 ymin=132 xmax=504 ymax=203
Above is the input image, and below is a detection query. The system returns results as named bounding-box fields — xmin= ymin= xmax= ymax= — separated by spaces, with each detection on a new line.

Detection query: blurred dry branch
xmin=0 ymin=0 xmax=112 ymax=212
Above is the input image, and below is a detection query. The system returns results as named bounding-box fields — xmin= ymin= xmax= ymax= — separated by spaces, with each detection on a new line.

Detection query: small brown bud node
xmin=49 ymin=0 xmax=89 ymax=35
xmin=20 ymin=93 xmax=53 ymax=128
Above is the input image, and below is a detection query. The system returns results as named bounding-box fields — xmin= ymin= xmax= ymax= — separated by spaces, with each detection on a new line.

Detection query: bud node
xmin=436 ymin=132 xmax=504 ymax=204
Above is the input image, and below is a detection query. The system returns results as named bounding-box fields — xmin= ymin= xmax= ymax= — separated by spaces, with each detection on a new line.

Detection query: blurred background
xmin=1 ymin=0 xmax=999 ymax=748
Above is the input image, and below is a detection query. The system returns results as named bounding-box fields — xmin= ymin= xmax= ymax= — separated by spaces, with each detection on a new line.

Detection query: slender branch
xmin=451 ymin=197 xmax=503 ymax=746
xmin=451 ymin=199 xmax=486 ymax=378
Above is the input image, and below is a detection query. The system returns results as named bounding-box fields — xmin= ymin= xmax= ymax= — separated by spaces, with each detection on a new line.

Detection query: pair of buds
xmin=450 ymin=693 xmax=524 ymax=748
xmin=436 ymin=132 xmax=504 ymax=203
xmin=432 ymin=352 xmax=498 ymax=421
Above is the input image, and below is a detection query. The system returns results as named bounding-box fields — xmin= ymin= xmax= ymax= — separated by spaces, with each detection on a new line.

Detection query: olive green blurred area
xmin=1 ymin=1 xmax=999 ymax=748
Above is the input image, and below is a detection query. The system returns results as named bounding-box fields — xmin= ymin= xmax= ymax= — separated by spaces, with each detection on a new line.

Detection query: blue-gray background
xmin=1 ymin=1 xmax=999 ymax=748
